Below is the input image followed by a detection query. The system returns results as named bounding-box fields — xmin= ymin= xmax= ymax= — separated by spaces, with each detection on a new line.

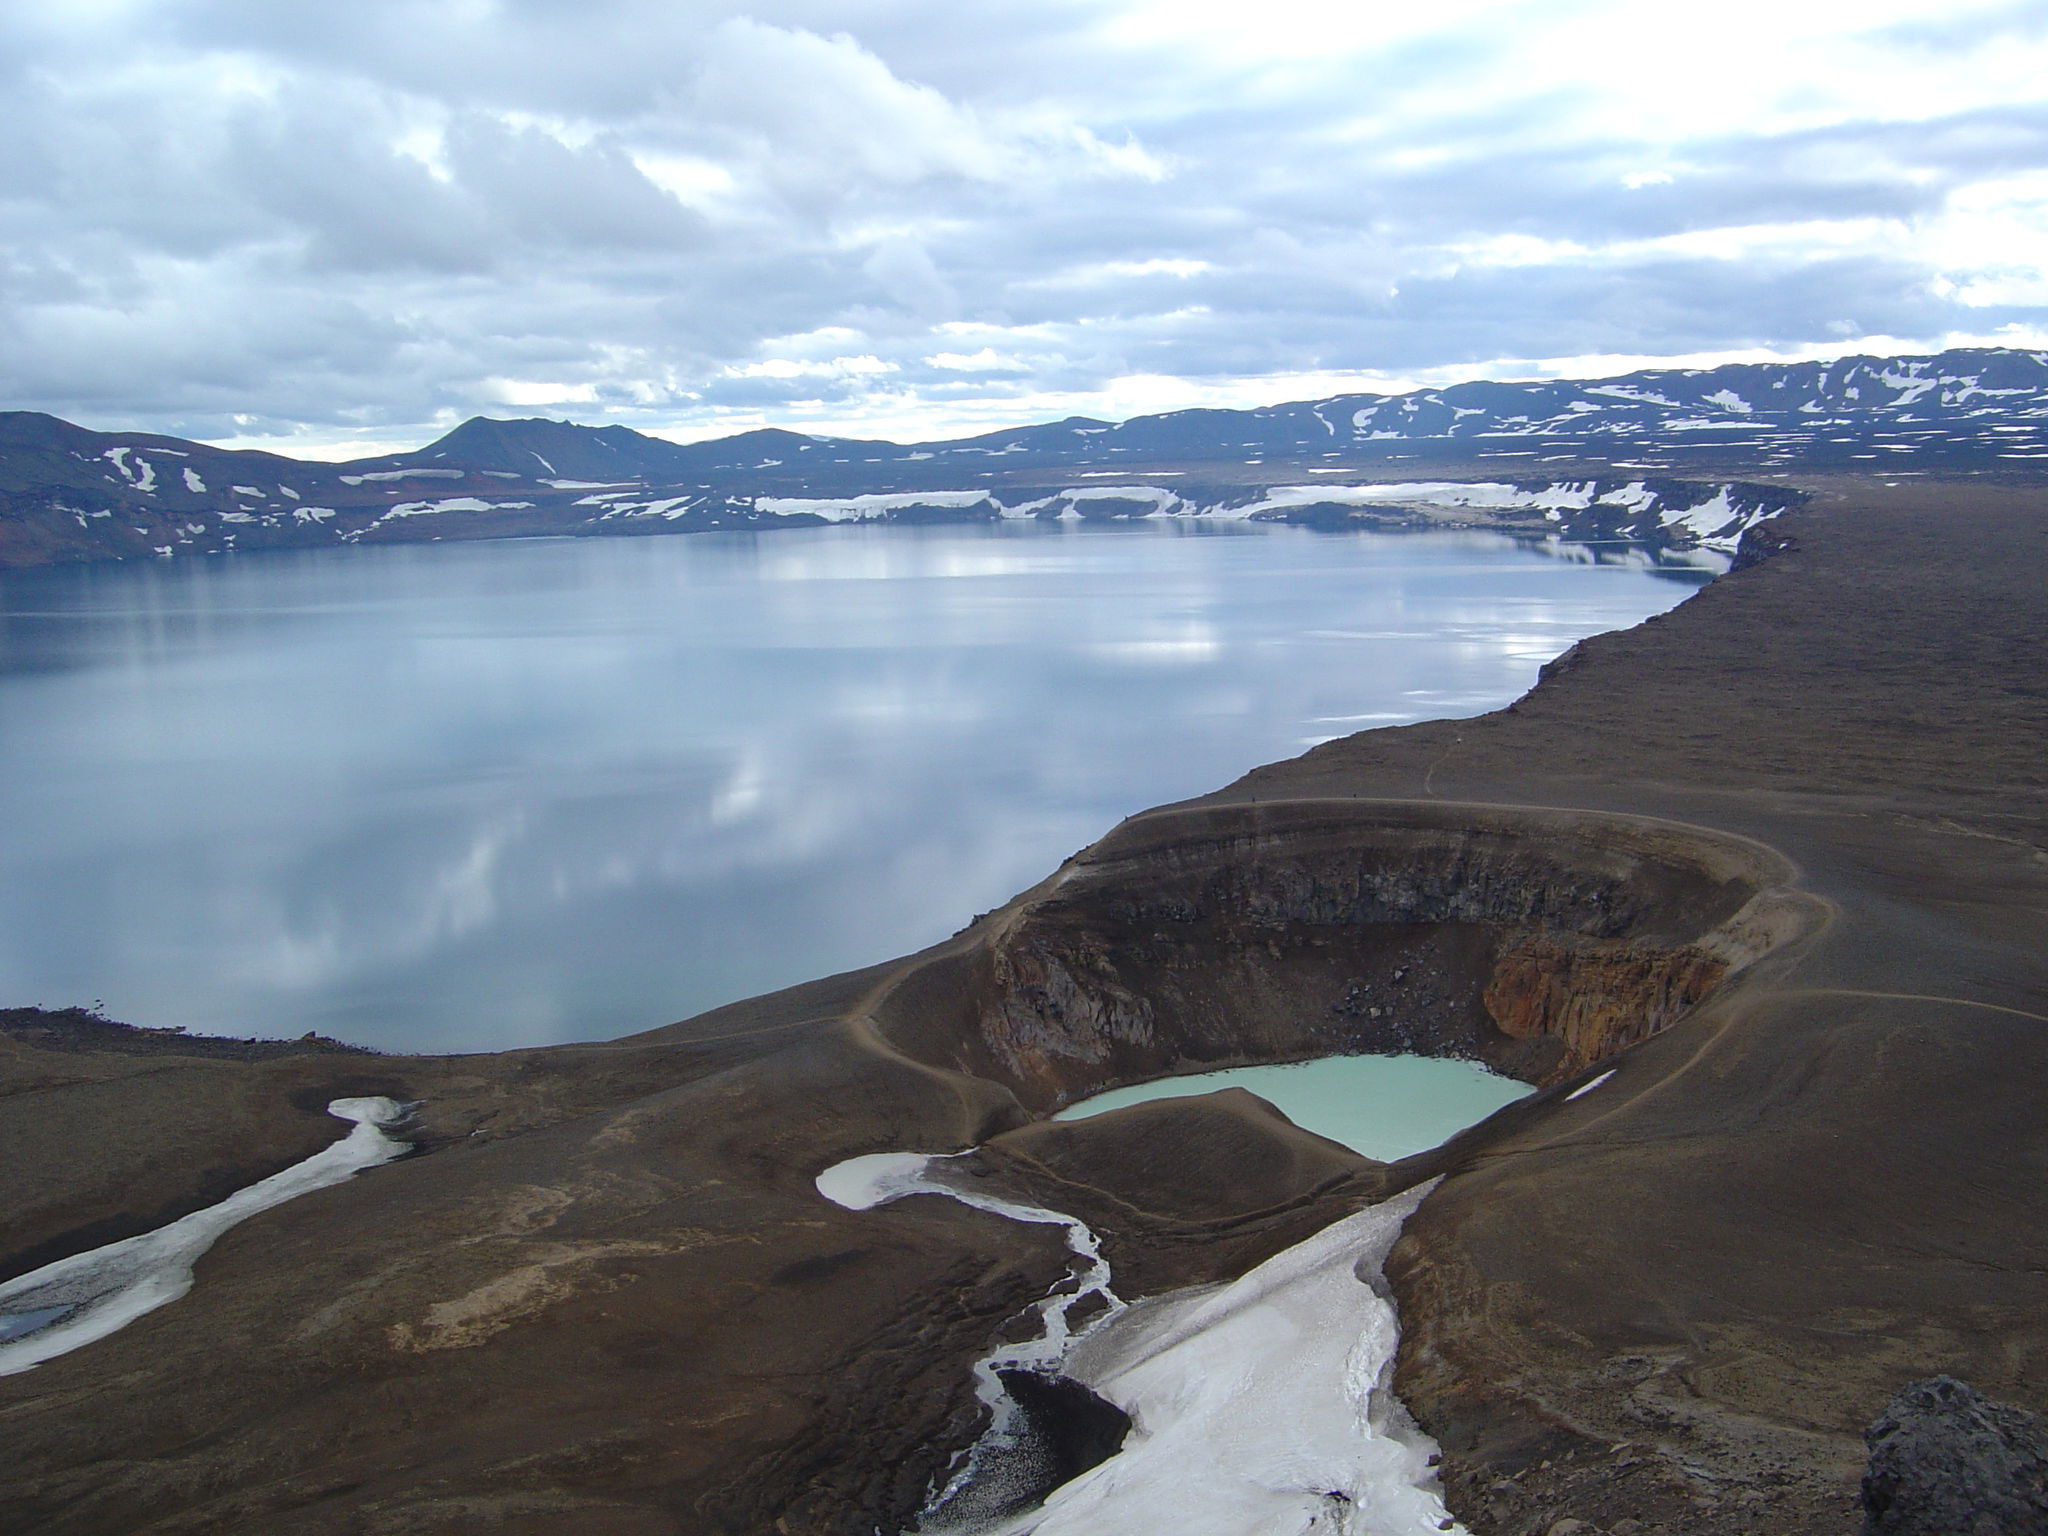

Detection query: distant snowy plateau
xmin=6 ymin=346 xmax=2048 ymax=570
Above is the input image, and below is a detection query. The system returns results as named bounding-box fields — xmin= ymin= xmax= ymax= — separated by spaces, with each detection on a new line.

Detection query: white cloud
xmin=1924 ymin=168 xmax=2048 ymax=306
xmin=724 ymin=355 xmax=897 ymax=380
xmin=487 ymin=378 xmax=600 ymax=406
xmin=0 ymin=0 xmax=2039 ymax=446
xmin=691 ymin=19 xmax=1012 ymax=188
xmin=925 ymin=348 xmax=1030 ymax=372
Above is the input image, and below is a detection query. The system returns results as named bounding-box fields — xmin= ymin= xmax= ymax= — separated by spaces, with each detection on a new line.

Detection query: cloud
xmin=0 ymin=0 xmax=2041 ymax=450
xmin=691 ymin=19 xmax=1008 ymax=191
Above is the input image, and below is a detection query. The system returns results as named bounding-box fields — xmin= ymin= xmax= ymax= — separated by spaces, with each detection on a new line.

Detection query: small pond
xmin=1055 ymin=1054 xmax=1532 ymax=1160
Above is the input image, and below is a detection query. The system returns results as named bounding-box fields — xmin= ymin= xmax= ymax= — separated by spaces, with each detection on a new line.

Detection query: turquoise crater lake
xmin=0 ymin=521 xmax=1715 ymax=1053
xmin=1055 ymin=1055 xmax=1536 ymax=1161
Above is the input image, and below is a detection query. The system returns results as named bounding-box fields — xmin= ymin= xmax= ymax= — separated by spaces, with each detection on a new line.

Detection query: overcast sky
xmin=3 ymin=0 xmax=2047 ymax=455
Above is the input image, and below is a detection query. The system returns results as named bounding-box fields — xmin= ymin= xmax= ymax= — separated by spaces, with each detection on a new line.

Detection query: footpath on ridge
xmin=1202 ymin=479 xmax=2048 ymax=1532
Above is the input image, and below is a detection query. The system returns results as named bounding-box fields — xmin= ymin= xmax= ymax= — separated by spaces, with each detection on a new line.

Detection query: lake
xmin=1055 ymin=1055 xmax=1534 ymax=1161
xmin=0 ymin=522 xmax=1713 ymax=1053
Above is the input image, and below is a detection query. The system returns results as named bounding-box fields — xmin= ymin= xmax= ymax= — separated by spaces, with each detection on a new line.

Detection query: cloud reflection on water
xmin=0 ymin=524 xmax=1715 ymax=1052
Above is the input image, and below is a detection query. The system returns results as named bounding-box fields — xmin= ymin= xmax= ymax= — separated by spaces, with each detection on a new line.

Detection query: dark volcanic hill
xmin=3 ymin=346 xmax=2047 ymax=571
xmin=371 ymin=414 xmax=708 ymax=481
xmin=380 ymin=346 xmax=2048 ymax=479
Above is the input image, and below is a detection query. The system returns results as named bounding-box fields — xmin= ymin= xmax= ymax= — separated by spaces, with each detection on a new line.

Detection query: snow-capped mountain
xmin=1069 ymin=347 xmax=2048 ymax=470
xmin=3 ymin=346 xmax=2042 ymax=570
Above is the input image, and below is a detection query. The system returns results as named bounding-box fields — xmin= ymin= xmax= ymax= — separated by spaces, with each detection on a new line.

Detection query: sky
xmin=3 ymin=0 xmax=2047 ymax=458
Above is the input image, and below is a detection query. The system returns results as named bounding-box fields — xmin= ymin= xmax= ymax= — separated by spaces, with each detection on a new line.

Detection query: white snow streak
xmin=0 ymin=1098 xmax=410 ymax=1376
xmin=102 ymin=446 xmax=158 ymax=493
xmin=1657 ymin=488 xmax=1738 ymax=540
xmin=755 ymin=490 xmax=999 ymax=520
xmin=1022 ymin=1182 xmax=1458 ymax=1536
xmin=380 ymin=497 xmax=528 ymax=519
xmin=816 ymin=1153 xmax=1461 ymax=1536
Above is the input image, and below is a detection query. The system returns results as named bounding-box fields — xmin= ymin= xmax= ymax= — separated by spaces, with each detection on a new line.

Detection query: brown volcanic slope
xmin=1 ymin=477 xmax=2044 ymax=1536
xmin=1213 ymin=480 xmax=2048 ymax=1532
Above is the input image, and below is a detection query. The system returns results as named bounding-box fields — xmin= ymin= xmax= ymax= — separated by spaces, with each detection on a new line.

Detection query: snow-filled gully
xmin=817 ymin=1153 xmax=1463 ymax=1536
xmin=0 ymin=1097 xmax=411 ymax=1376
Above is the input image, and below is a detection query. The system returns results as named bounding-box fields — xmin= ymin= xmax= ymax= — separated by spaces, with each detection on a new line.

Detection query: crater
xmin=869 ymin=798 xmax=1822 ymax=1107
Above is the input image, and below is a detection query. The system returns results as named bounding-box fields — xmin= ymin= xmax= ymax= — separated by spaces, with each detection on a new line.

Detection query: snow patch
xmin=754 ymin=490 xmax=999 ymax=521
xmin=1876 ymin=370 xmax=1938 ymax=406
xmin=0 ymin=1099 xmax=410 ymax=1376
xmin=340 ymin=469 xmax=466 ymax=485
xmin=817 ymin=1153 xmax=1459 ymax=1536
xmin=102 ymin=447 xmax=158 ymax=493
xmin=1061 ymin=485 xmax=1186 ymax=514
xmin=1596 ymin=481 xmax=1658 ymax=511
xmin=1225 ymin=481 xmax=1601 ymax=518
xmin=1006 ymin=1185 xmax=1455 ymax=1535
xmin=380 ymin=498 xmax=528 ymax=519
xmin=1657 ymin=488 xmax=1738 ymax=539
xmin=1584 ymin=385 xmax=1681 ymax=407
xmin=818 ymin=1152 xmax=1124 ymax=1525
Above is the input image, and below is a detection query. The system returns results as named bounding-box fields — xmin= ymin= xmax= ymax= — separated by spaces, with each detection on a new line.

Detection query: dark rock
xmin=1862 ymin=1376 xmax=2048 ymax=1536
xmin=996 ymin=1369 xmax=1131 ymax=1490
xmin=916 ymin=1370 xmax=1131 ymax=1530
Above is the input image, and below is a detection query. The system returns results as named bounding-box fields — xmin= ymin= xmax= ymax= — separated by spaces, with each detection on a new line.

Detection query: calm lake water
xmin=1055 ymin=1055 xmax=1534 ymax=1161
xmin=0 ymin=522 xmax=1712 ymax=1053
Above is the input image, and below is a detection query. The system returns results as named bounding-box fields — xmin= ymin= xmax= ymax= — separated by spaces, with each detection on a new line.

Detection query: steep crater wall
xmin=873 ymin=800 xmax=1819 ymax=1106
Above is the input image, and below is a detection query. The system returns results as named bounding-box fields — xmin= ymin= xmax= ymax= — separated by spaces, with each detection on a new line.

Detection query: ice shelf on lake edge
xmin=816 ymin=1152 xmax=1464 ymax=1536
xmin=0 ymin=1097 xmax=411 ymax=1376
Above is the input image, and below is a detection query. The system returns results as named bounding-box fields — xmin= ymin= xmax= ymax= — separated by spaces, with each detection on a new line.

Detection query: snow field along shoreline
xmin=740 ymin=480 xmax=1773 ymax=551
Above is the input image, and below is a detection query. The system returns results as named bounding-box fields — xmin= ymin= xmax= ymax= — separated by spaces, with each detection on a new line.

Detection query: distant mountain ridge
xmin=3 ymin=346 xmax=2045 ymax=570
xmin=393 ymin=345 xmax=2048 ymax=479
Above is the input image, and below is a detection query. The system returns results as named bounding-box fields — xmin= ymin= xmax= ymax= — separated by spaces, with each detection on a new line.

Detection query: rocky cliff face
xmin=870 ymin=801 xmax=1818 ymax=1100
xmin=1481 ymin=934 xmax=1727 ymax=1080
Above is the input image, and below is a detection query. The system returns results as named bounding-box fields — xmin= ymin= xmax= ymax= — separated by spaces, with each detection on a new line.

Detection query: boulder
xmin=1862 ymin=1376 xmax=2048 ymax=1536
